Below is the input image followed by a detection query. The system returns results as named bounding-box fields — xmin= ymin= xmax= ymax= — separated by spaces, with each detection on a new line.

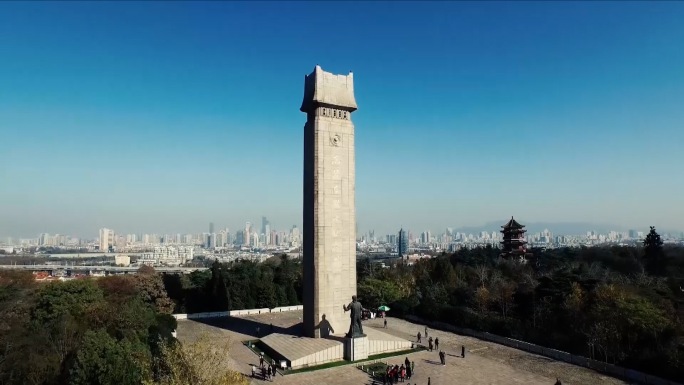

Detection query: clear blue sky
xmin=1 ymin=1 xmax=683 ymax=238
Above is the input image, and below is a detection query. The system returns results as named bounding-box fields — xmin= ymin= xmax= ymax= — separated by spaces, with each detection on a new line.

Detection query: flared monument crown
xmin=300 ymin=65 xmax=358 ymax=113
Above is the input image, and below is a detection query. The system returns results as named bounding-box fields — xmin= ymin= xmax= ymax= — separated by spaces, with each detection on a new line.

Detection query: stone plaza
xmin=176 ymin=310 xmax=628 ymax=385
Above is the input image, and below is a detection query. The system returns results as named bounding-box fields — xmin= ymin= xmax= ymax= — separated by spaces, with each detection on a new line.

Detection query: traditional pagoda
xmin=500 ymin=216 xmax=532 ymax=260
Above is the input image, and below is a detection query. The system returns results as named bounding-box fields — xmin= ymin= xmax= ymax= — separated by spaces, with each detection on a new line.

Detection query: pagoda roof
xmin=501 ymin=216 xmax=525 ymax=229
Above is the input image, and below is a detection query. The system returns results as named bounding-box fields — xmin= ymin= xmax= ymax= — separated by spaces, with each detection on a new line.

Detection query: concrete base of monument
xmin=344 ymin=335 xmax=368 ymax=361
xmin=259 ymin=327 xmax=413 ymax=370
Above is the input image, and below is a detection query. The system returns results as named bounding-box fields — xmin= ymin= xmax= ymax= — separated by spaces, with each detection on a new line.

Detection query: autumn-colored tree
xmin=474 ymin=286 xmax=490 ymax=314
xmin=564 ymin=282 xmax=585 ymax=315
xmin=138 ymin=265 xmax=157 ymax=275
xmin=492 ymin=280 xmax=517 ymax=319
xmin=148 ymin=334 xmax=247 ymax=385
xmin=134 ymin=274 xmax=175 ymax=314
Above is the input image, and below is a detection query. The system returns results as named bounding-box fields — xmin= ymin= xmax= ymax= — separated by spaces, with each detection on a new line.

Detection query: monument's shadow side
xmin=190 ymin=316 xmax=303 ymax=338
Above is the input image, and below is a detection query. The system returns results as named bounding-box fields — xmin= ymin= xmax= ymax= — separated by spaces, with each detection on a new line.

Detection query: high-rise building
xmin=244 ymin=222 xmax=252 ymax=246
xmin=261 ymin=217 xmax=270 ymax=236
xmin=398 ymin=228 xmax=408 ymax=257
xmin=99 ymin=228 xmax=114 ymax=252
xmin=290 ymin=225 xmax=301 ymax=247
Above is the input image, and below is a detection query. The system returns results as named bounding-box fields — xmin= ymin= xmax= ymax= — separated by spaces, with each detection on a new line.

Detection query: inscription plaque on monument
xmin=301 ymin=65 xmax=358 ymax=338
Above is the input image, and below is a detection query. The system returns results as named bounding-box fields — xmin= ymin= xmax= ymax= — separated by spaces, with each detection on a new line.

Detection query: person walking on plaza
xmin=251 ymin=364 xmax=256 ymax=378
xmin=417 ymin=331 xmax=422 ymax=343
xmin=384 ymin=318 xmax=388 ymax=328
xmin=406 ymin=363 xmax=412 ymax=380
xmin=428 ymin=336 xmax=433 ymax=351
xmin=439 ymin=350 xmax=446 ymax=365
xmin=435 ymin=337 xmax=439 ymax=351
xmin=411 ymin=361 xmax=415 ymax=375
xmin=428 ymin=377 xmax=431 ymax=385
xmin=461 ymin=345 xmax=465 ymax=358
xmin=425 ymin=326 xmax=428 ymax=337
xmin=259 ymin=354 xmax=264 ymax=367
xmin=555 ymin=378 xmax=562 ymax=385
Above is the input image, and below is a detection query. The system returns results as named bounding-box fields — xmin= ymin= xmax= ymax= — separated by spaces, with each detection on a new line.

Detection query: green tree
xmin=643 ymin=226 xmax=665 ymax=275
xmin=206 ymin=261 xmax=231 ymax=311
xmin=69 ymin=330 xmax=146 ymax=385
xmin=357 ymin=278 xmax=403 ymax=310
xmin=256 ymin=282 xmax=277 ymax=309
xmin=32 ymin=280 xmax=104 ymax=325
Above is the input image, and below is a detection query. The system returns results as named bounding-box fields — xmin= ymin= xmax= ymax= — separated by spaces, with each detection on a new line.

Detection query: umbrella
xmin=378 ymin=305 xmax=390 ymax=311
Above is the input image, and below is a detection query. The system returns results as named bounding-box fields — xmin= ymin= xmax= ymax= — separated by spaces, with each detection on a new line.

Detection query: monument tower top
xmin=300 ymin=65 xmax=358 ymax=113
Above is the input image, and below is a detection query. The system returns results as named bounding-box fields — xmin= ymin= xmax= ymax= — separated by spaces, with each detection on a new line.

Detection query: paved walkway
xmin=176 ymin=311 xmax=629 ymax=385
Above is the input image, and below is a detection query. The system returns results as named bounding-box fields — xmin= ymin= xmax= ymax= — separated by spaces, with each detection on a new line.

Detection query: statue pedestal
xmin=344 ymin=335 xmax=368 ymax=362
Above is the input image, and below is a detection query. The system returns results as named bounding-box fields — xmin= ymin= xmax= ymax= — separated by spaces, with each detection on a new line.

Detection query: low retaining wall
xmin=174 ymin=305 xmax=303 ymax=320
xmin=404 ymin=315 xmax=681 ymax=385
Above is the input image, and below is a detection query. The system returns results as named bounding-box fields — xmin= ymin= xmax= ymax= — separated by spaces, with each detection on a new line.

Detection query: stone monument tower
xmin=301 ymin=65 xmax=358 ymax=338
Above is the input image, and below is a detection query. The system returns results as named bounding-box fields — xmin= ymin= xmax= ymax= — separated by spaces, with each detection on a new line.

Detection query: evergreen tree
xmin=643 ymin=226 xmax=665 ymax=275
xmin=207 ymin=261 xmax=231 ymax=311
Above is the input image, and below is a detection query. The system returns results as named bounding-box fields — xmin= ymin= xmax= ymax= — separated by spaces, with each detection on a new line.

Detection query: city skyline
xmin=2 ymin=2 xmax=684 ymax=237
xmin=3 ymin=218 xmax=682 ymax=242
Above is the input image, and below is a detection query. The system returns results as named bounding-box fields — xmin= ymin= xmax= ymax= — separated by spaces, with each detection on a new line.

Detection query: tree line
xmin=3 ymin=229 xmax=680 ymax=383
xmin=0 ymin=266 xmax=247 ymax=385
xmin=162 ymin=254 xmax=303 ymax=314
xmin=356 ymin=227 xmax=684 ymax=382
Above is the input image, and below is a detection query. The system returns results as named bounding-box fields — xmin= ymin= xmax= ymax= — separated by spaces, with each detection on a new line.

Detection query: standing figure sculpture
xmin=342 ymin=295 xmax=366 ymax=338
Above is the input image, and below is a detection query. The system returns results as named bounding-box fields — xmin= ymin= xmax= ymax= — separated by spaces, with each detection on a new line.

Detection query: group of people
xmin=251 ymin=353 xmax=278 ymax=382
xmin=382 ymin=357 xmax=415 ymax=384
xmin=419 ymin=328 xmax=466 ymax=358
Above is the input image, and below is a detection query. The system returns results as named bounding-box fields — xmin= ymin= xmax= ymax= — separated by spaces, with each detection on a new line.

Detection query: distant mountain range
xmin=450 ymin=221 xmax=682 ymax=236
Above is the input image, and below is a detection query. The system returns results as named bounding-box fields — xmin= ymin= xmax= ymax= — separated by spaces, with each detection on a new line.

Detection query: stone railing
xmin=173 ymin=305 xmax=303 ymax=320
xmin=403 ymin=315 xmax=681 ymax=385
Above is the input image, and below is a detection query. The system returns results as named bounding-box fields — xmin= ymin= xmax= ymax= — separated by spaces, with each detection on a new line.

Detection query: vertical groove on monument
xmin=301 ymin=65 xmax=358 ymax=338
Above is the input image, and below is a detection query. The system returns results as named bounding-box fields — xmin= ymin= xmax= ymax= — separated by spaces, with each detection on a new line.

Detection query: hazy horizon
xmin=2 ymin=2 xmax=684 ymax=239
xmin=2 ymin=218 xmax=680 ymax=242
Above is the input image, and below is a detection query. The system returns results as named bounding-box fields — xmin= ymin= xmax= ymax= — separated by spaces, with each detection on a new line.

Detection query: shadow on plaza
xmin=189 ymin=316 xmax=304 ymax=338
xmin=422 ymin=359 xmax=442 ymax=366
